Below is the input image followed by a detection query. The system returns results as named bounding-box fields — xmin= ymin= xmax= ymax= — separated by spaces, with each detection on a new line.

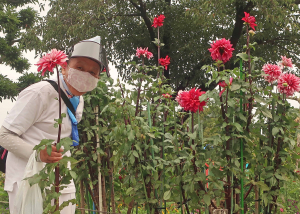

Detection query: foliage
xmin=0 ymin=172 xmax=9 ymax=213
xmin=66 ymin=15 xmax=300 ymax=214
xmin=0 ymin=0 xmax=40 ymax=101
xmin=25 ymin=2 xmax=300 ymax=214
xmin=0 ymin=74 xmax=18 ymax=102
xmin=29 ymin=137 xmax=77 ymax=213
xmin=30 ymin=0 xmax=300 ymax=92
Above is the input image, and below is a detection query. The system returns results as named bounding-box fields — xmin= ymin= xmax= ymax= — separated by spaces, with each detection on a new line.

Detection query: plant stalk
xmin=55 ymin=66 xmax=62 ymax=211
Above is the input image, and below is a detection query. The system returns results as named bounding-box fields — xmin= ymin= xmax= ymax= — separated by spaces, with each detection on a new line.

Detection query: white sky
xmin=0 ymin=1 xmax=300 ymax=126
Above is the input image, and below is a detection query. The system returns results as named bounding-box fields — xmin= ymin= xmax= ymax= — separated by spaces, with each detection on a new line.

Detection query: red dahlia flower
xmin=136 ymin=47 xmax=153 ymax=60
xmin=159 ymin=55 xmax=170 ymax=70
xmin=277 ymin=73 xmax=300 ymax=97
xmin=262 ymin=64 xmax=282 ymax=83
xmin=35 ymin=49 xmax=67 ymax=76
xmin=218 ymin=77 xmax=233 ymax=97
xmin=208 ymin=38 xmax=234 ymax=63
xmin=176 ymin=88 xmax=206 ymax=113
xmin=279 ymin=56 xmax=293 ymax=68
xmin=152 ymin=14 xmax=165 ymax=28
xmin=242 ymin=12 xmax=257 ymax=31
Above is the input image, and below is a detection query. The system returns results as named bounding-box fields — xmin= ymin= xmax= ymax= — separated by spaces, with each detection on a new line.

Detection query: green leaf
xmin=261 ymin=109 xmax=272 ymax=119
xmin=47 ymin=145 xmax=52 ymax=156
xmin=54 ymin=118 xmax=62 ymax=124
xmin=165 ymin=133 xmax=173 ymax=140
xmin=256 ymin=181 xmax=270 ymax=191
xmin=70 ymin=171 xmax=77 ymax=180
xmin=49 ymin=172 xmax=55 ymax=184
xmin=254 ymin=95 xmax=265 ymax=104
xmin=28 ymin=174 xmax=42 ymax=186
xmin=238 ymin=113 xmax=247 ymax=122
xmin=56 ymin=142 xmax=62 ymax=151
xmin=33 ymin=139 xmax=54 ymax=150
xmin=236 ymin=53 xmax=249 ymax=61
xmin=128 ymin=130 xmax=135 ymax=141
xmin=230 ymin=83 xmax=241 ymax=91
xmin=188 ymin=132 xmax=197 ymax=140
xmin=203 ymin=194 xmax=211 ymax=205
xmin=163 ymin=190 xmax=171 ymax=200
xmin=272 ymin=127 xmax=279 ymax=136
xmin=132 ymin=150 xmax=139 ymax=158
xmin=147 ymin=133 xmax=155 ymax=138
xmin=274 ymin=173 xmax=284 ymax=180
xmin=126 ymin=187 xmax=134 ymax=194
xmin=199 ymin=93 xmax=208 ymax=102
xmin=233 ymin=123 xmax=243 ymax=132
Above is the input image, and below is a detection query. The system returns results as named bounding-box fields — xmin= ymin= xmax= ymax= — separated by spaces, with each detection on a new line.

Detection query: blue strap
xmin=68 ymin=96 xmax=80 ymax=146
xmin=58 ymin=73 xmax=80 ymax=146
xmin=68 ymin=108 xmax=79 ymax=146
xmin=69 ymin=96 xmax=80 ymax=111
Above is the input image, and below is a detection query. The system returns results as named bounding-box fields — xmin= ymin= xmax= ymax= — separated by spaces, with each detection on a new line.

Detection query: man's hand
xmin=40 ymin=145 xmax=64 ymax=163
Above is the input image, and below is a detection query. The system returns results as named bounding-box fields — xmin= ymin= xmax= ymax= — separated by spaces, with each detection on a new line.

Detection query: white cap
xmin=66 ymin=36 xmax=108 ymax=73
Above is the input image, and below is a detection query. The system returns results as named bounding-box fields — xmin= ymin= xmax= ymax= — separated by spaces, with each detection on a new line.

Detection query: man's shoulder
xmin=22 ymin=80 xmax=57 ymax=95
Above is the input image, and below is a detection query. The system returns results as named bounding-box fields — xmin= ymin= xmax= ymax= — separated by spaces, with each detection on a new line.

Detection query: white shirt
xmin=2 ymin=77 xmax=84 ymax=193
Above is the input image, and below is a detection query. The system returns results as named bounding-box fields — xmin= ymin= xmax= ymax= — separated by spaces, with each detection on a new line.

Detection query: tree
xmin=0 ymin=0 xmax=39 ymax=101
xmin=31 ymin=0 xmax=300 ymax=92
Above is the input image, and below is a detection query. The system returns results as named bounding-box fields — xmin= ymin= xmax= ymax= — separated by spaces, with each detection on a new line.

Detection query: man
xmin=0 ymin=36 xmax=108 ymax=214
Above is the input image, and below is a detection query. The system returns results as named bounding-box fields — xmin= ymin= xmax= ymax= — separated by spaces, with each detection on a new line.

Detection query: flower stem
xmin=158 ymin=27 xmax=160 ymax=66
xmin=135 ymin=58 xmax=144 ymax=116
xmin=55 ymin=65 xmax=61 ymax=211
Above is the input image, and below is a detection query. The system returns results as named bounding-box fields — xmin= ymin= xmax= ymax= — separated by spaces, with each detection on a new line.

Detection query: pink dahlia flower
xmin=262 ymin=64 xmax=282 ymax=83
xmin=218 ymin=77 xmax=233 ymax=97
xmin=136 ymin=47 xmax=153 ymax=60
xmin=35 ymin=49 xmax=67 ymax=76
xmin=159 ymin=55 xmax=171 ymax=70
xmin=208 ymin=38 xmax=234 ymax=63
xmin=242 ymin=12 xmax=257 ymax=31
xmin=175 ymin=90 xmax=184 ymax=103
xmin=176 ymin=88 xmax=206 ymax=113
xmin=277 ymin=73 xmax=300 ymax=97
xmin=152 ymin=14 xmax=165 ymax=28
xmin=279 ymin=56 xmax=293 ymax=68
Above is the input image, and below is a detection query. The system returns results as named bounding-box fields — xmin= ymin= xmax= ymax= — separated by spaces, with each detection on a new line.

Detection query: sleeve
xmin=2 ymin=89 xmax=44 ymax=135
xmin=0 ymin=126 xmax=35 ymax=160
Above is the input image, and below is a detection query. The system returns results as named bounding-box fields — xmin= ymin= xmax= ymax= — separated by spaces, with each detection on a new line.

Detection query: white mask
xmin=66 ymin=67 xmax=98 ymax=92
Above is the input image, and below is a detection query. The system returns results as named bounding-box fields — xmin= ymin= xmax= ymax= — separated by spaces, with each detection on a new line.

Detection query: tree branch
xmin=129 ymin=0 xmax=156 ymax=48
xmin=230 ymin=1 xmax=254 ymax=49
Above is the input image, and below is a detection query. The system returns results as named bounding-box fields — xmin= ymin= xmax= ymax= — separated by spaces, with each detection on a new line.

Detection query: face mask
xmin=66 ymin=67 xmax=98 ymax=92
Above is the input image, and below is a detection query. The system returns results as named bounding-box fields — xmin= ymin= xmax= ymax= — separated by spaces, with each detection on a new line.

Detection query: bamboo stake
xmin=95 ymin=106 xmax=103 ymax=211
xmin=173 ymin=105 xmax=183 ymax=214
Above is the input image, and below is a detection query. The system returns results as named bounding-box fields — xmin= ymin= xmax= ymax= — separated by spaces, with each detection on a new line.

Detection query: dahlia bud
xmin=249 ymin=30 xmax=255 ymax=36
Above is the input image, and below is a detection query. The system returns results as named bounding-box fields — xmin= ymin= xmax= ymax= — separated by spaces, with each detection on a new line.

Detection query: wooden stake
xmin=95 ymin=106 xmax=103 ymax=211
